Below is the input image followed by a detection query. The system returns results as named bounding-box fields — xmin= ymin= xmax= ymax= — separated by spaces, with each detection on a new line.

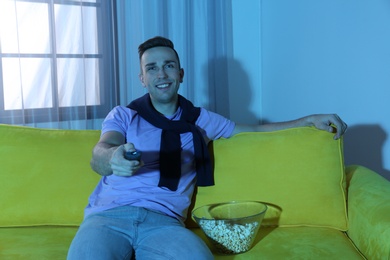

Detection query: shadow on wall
xmin=204 ymin=58 xmax=390 ymax=181
xmin=343 ymin=124 xmax=390 ymax=181
xmin=204 ymin=57 xmax=259 ymax=124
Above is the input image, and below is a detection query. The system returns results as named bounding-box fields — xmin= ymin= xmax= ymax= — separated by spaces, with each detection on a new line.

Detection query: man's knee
xmin=67 ymin=218 xmax=133 ymax=260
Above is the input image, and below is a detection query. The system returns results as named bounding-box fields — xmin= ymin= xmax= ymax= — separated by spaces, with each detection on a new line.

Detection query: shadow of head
xmin=203 ymin=57 xmax=258 ymax=124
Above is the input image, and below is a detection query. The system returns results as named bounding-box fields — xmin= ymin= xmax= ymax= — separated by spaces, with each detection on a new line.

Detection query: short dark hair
xmin=138 ymin=36 xmax=181 ymax=68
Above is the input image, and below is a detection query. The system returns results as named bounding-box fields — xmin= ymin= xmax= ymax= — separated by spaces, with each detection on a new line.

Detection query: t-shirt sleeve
xmin=101 ymin=106 xmax=134 ymax=136
xmin=196 ymin=108 xmax=235 ymax=141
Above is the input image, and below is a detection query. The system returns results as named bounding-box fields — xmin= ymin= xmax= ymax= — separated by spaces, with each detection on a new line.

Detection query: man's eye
xmin=146 ymin=67 xmax=156 ymax=71
xmin=165 ymin=64 xmax=175 ymax=69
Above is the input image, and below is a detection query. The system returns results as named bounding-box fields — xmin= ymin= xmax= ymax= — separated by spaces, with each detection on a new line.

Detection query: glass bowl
xmin=192 ymin=200 xmax=267 ymax=255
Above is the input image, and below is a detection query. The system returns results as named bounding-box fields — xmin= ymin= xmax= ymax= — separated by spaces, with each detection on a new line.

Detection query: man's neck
xmin=151 ymin=98 xmax=179 ymax=116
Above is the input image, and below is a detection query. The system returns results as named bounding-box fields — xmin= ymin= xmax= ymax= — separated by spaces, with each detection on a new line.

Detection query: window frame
xmin=0 ymin=0 xmax=119 ymax=125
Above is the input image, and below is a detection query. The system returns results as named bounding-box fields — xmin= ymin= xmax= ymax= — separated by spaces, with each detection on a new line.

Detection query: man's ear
xmin=139 ymin=73 xmax=146 ymax=86
xmin=179 ymin=68 xmax=184 ymax=83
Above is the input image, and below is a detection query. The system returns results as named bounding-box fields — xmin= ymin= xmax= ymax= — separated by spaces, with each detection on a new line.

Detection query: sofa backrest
xmin=189 ymin=127 xmax=348 ymax=231
xmin=0 ymin=124 xmax=101 ymax=227
xmin=0 ymin=124 xmax=348 ymax=231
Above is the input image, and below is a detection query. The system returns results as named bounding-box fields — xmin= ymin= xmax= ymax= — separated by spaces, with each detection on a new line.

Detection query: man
xmin=67 ymin=36 xmax=347 ymax=259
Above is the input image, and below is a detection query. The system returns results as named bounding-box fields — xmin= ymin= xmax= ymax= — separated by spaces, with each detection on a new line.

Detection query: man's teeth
xmin=156 ymin=83 xmax=169 ymax=89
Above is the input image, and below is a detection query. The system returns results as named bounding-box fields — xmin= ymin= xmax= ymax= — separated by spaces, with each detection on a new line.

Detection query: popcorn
xmin=198 ymin=219 xmax=259 ymax=254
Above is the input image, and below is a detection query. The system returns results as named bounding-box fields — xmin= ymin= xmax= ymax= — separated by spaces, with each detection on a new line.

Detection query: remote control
xmin=124 ymin=150 xmax=142 ymax=161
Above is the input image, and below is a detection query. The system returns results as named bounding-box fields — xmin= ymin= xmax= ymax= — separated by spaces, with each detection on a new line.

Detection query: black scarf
xmin=127 ymin=94 xmax=214 ymax=191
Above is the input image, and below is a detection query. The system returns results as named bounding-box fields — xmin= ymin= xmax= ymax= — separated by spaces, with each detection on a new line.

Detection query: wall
xmin=227 ymin=0 xmax=262 ymax=124
xmin=115 ymin=0 xmax=390 ymax=180
xmin=260 ymin=0 xmax=390 ymax=179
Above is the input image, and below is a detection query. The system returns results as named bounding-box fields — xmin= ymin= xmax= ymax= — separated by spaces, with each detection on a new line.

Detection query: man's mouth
xmin=156 ymin=83 xmax=170 ymax=89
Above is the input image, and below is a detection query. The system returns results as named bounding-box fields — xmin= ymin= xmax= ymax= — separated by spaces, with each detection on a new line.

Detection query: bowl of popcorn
xmin=192 ymin=200 xmax=268 ymax=255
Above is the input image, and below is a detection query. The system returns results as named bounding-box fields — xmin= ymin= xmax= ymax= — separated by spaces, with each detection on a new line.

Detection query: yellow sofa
xmin=0 ymin=124 xmax=389 ymax=259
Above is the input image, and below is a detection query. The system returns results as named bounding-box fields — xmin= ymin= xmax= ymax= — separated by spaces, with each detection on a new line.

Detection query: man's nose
xmin=157 ymin=68 xmax=168 ymax=78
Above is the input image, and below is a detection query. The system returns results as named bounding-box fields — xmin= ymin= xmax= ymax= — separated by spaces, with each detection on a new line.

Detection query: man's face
xmin=139 ymin=46 xmax=184 ymax=105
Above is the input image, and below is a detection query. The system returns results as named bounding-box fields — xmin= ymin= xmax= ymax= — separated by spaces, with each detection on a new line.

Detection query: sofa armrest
xmin=346 ymin=165 xmax=390 ymax=260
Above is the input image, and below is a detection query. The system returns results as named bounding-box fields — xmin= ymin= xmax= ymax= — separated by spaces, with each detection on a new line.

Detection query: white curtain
xmin=0 ymin=0 xmax=237 ymax=129
xmin=0 ymin=0 xmax=117 ymax=129
xmin=115 ymin=0 xmax=234 ymax=119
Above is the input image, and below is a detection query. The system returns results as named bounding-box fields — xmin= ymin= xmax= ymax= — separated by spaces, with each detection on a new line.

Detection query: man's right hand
xmin=110 ymin=143 xmax=144 ymax=177
xmin=90 ymin=131 xmax=144 ymax=177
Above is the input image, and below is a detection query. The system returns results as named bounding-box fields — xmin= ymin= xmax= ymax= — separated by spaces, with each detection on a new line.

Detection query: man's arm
xmin=90 ymin=131 xmax=142 ymax=176
xmin=232 ymin=114 xmax=347 ymax=140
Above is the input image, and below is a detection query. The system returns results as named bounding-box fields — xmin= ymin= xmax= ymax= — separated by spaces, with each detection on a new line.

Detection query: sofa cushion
xmin=0 ymin=124 xmax=101 ymax=227
xmin=0 ymin=226 xmax=77 ymax=259
xmin=192 ymin=127 xmax=348 ymax=230
xmin=0 ymin=226 xmax=362 ymax=259
xmin=193 ymin=227 xmax=363 ymax=259
xmin=346 ymin=165 xmax=390 ymax=260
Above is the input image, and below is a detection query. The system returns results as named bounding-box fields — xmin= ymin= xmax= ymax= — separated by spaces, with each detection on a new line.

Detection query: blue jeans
xmin=67 ymin=205 xmax=213 ymax=260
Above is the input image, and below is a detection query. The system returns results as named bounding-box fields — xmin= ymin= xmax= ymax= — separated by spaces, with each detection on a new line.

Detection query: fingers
xmin=309 ymin=114 xmax=348 ymax=140
xmin=330 ymin=114 xmax=348 ymax=140
xmin=110 ymin=144 xmax=143 ymax=177
xmin=124 ymin=143 xmax=136 ymax=152
xmin=111 ymin=159 xmax=142 ymax=177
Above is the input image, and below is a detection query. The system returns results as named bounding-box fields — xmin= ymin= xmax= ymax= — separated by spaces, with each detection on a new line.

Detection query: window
xmin=0 ymin=0 xmax=118 ymax=124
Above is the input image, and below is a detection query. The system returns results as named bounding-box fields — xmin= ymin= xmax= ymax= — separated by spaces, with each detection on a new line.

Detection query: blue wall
xmin=260 ymin=0 xmax=390 ymax=179
xmin=115 ymin=0 xmax=390 ymax=180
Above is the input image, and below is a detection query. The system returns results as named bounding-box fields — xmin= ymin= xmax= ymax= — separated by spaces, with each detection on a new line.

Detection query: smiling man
xmin=139 ymin=45 xmax=184 ymax=115
xmin=67 ymin=36 xmax=347 ymax=260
